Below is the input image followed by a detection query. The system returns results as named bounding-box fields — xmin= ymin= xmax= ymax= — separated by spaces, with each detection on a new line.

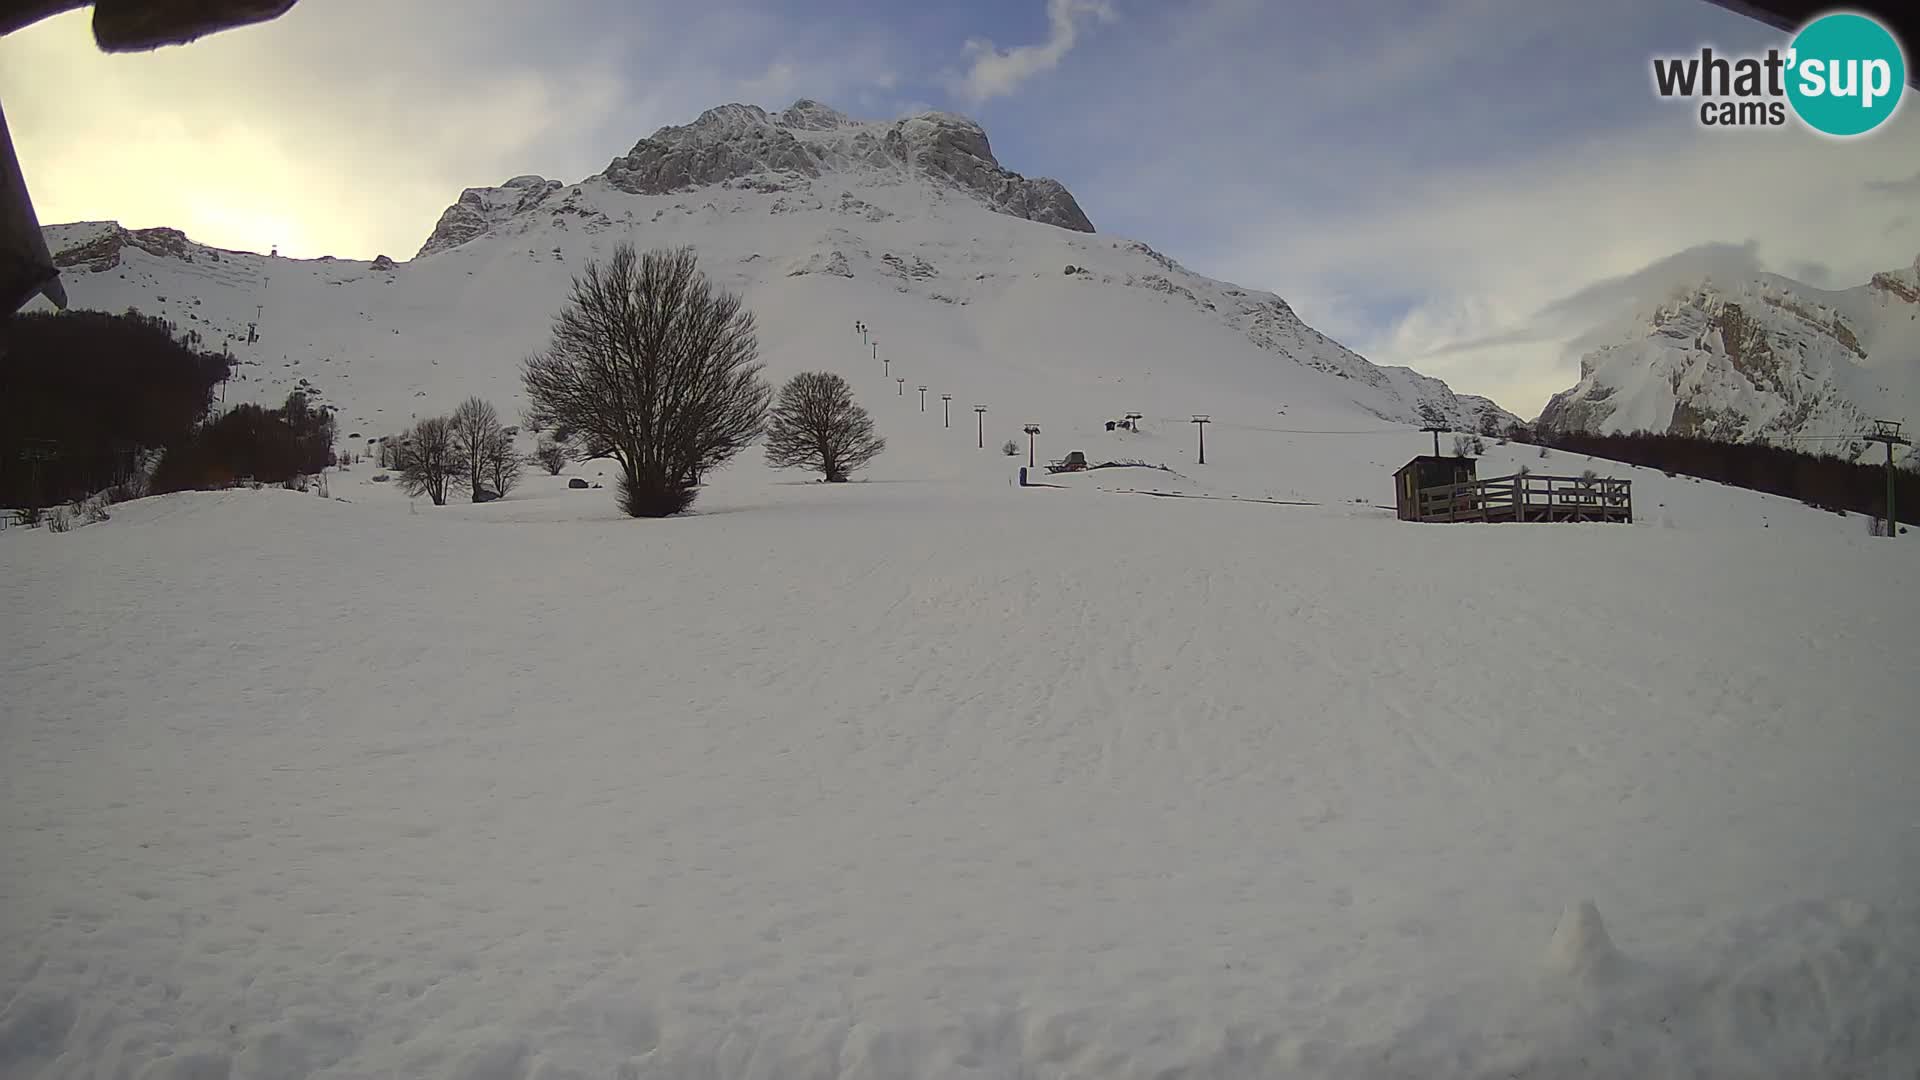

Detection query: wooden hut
xmin=1395 ymin=455 xmax=1633 ymax=524
xmin=1394 ymin=456 xmax=1477 ymax=521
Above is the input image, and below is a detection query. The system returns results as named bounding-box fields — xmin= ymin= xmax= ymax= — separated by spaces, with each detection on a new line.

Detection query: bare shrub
xmin=533 ymin=436 xmax=569 ymax=476
xmin=764 ymin=372 xmax=885 ymax=482
xmin=450 ymin=397 xmax=505 ymax=501
xmin=523 ymin=244 xmax=768 ymax=517
xmin=394 ymin=416 xmax=467 ymax=506
xmin=486 ymin=428 xmax=522 ymax=497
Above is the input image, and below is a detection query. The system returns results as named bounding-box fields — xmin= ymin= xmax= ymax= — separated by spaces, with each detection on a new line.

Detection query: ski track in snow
xmin=4 ymin=482 xmax=1918 ymax=1079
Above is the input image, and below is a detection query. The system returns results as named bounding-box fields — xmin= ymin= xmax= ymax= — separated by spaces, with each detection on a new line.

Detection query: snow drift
xmin=4 ymin=484 xmax=1918 ymax=1078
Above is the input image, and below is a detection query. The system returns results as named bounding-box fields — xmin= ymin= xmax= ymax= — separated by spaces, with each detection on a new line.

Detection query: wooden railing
xmin=1415 ymin=473 xmax=1631 ymax=524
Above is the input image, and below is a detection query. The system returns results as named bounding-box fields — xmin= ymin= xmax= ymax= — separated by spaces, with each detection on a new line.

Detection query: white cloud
xmin=740 ymin=61 xmax=800 ymax=100
xmin=1180 ymin=107 xmax=1920 ymax=417
xmin=955 ymin=0 xmax=1115 ymax=104
xmin=1065 ymin=0 xmax=1920 ymax=418
xmin=0 ymin=3 xmax=653 ymax=259
xmin=1022 ymin=0 xmax=1920 ymax=416
xmin=0 ymin=0 xmax=913 ymax=260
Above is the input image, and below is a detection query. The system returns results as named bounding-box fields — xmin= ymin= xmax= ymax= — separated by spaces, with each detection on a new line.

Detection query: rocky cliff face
xmin=884 ymin=112 xmax=1094 ymax=233
xmin=416 ymin=175 xmax=565 ymax=258
xmin=599 ymin=102 xmax=1095 ymax=233
xmin=1538 ymin=259 xmax=1920 ymax=458
xmin=51 ymin=224 xmax=215 ymax=271
xmin=419 ymin=100 xmax=1095 ymax=258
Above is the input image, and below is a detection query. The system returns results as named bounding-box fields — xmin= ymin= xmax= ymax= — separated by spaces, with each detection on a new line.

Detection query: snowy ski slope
xmin=4 ymin=481 xmax=1917 ymax=1079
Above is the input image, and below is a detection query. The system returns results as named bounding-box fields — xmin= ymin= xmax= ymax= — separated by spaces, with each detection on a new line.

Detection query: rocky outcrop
xmin=415 ymin=175 xmax=562 ymax=258
xmin=777 ymin=98 xmax=852 ymax=131
xmin=413 ymin=101 xmax=1096 ymax=257
xmin=595 ymin=101 xmax=1095 ymax=234
xmin=996 ymin=176 xmax=1092 ymax=233
xmin=1870 ymin=267 xmax=1920 ymax=305
xmin=602 ymin=105 xmax=823 ymax=196
xmin=786 ymin=250 xmax=853 ymax=278
xmin=52 ymin=225 xmax=200 ymax=271
xmin=370 ymin=254 xmax=396 ymax=271
xmin=880 ymin=252 xmax=937 ymax=282
xmin=883 ymin=112 xmax=1094 ymax=233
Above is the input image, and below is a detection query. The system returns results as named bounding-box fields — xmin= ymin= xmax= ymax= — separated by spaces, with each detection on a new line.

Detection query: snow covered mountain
xmin=1538 ymin=259 xmax=1920 ymax=462
xmin=37 ymin=99 xmax=1515 ymax=443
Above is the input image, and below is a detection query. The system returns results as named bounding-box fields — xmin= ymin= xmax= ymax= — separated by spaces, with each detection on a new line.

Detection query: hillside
xmin=34 ymin=100 xmax=1515 ymax=459
xmin=1538 ymin=259 xmax=1920 ymax=465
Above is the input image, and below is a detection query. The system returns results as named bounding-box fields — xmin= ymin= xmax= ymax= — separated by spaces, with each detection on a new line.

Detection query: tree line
xmin=3 ymin=243 xmax=889 ymax=519
xmin=0 ymin=309 xmax=231 ymax=507
xmin=386 ymin=397 xmax=524 ymax=505
xmin=150 ymin=390 xmax=337 ymax=494
xmin=1508 ymin=426 xmax=1917 ymax=525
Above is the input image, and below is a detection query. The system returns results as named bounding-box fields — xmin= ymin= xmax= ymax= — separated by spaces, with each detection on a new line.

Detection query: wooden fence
xmin=1413 ymin=473 xmax=1631 ymax=524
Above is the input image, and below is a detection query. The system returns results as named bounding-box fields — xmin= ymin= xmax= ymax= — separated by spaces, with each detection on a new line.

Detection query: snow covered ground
xmin=5 ymin=465 xmax=1918 ymax=1078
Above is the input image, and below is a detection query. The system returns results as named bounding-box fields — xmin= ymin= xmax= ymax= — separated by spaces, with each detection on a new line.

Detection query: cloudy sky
xmin=3 ymin=0 xmax=1917 ymax=415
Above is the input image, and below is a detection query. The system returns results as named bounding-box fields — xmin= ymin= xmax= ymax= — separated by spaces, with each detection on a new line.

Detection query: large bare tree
xmin=484 ymin=427 xmax=522 ymax=497
xmin=522 ymin=244 xmax=769 ymax=516
xmin=394 ymin=415 xmax=465 ymax=506
xmin=764 ymin=372 xmax=886 ymax=482
xmin=449 ymin=396 xmax=505 ymax=501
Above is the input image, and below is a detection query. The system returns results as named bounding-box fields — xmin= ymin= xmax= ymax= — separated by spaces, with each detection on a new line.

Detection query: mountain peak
xmin=778 ymin=99 xmax=852 ymax=131
xmin=408 ymin=99 xmax=1096 ymax=259
xmin=417 ymin=176 xmax=565 ymax=258
xmin=660 ymin=103 xmax=780 ymax=142
xmin=1538 ymin=258 xmax=1920 ymax=454
xmin=589 ymin=99 xmax=1092 ymax=235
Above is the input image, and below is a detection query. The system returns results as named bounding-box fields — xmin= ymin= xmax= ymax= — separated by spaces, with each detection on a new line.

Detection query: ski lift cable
xmin=1243 ymin=426 xmax=1435 ymax=435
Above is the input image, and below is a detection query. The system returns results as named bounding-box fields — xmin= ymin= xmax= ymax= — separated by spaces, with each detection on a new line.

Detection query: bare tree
xmin=533 ymin=435 xmax=569 ymax=476
xmin=394 ymin=416 xmax=466 ymax=506
xmin=522 ymin=244 xmax=769 ymax=516
xmin=763 ymin=372 xmax=886 ymax=482
xmin=485 ymin=428 xmax=522 ymax=497
xmin=449 ymin=396 xmax=505 ymax=501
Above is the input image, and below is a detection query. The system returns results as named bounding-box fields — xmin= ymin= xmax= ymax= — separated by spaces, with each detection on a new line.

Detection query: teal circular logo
xmin=1786 ymin=13 xmax=1906 ymax=136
